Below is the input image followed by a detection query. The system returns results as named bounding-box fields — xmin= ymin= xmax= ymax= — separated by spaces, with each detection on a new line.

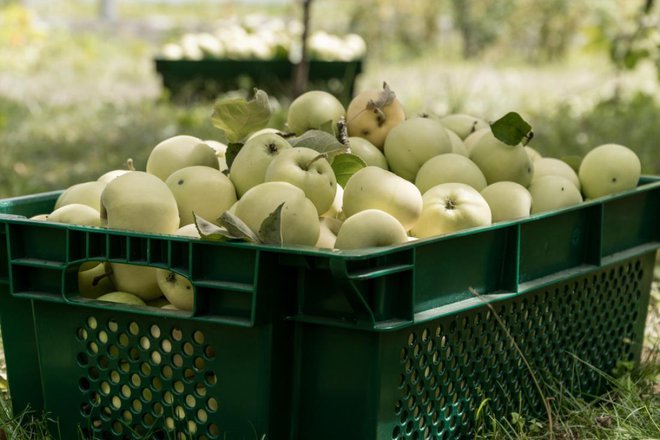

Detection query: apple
xmin=96 ymin=291 xmax=147 ymax=306
xmin=348 ymin=137 xmax=389 ymax=169
xmin=78 ymin=262 xmax=115 ymax=299
xmin=480 ymin=181 xmax=532 ymax=222
xmin=229 ymin=132 xmax=292 ymax=197
xmin=346 ymin=87 xmax=406 ymax=149
xmin=166 ymin=165 xmax=237 ymax=226
xmin=321 ymin=184 xmax=343 ymax=219
xmin=446 ymin=129 xmax=469 ymax=156
xmin=531 ymin=157 xmax=581 ymax=190
xmin=100 ymin=171 xmax=179 ymax=301
xmin=204 ymin=139 xmax=229 ymax=172
xmin=342 ymin=166 xmax=422 ymax=231
xmin=439 ymin=113 xmax=489 ymax=140
xmin=415 ymin=153 xmax=487 ymax=194
xmin=383 ymin=117 xmax=453 ymax=181
xmin=146 ymin=296 xmax=171 ymax=308
xmin=315 ymin=217 xmax=342 ymax=249
xmin=334 ymin=209 xmax=408 ymax=249
xmin=156 ymin=225 xmax=199 ymax=311
xmin=234 ymin=181 xmax=320 ymax=246
xmin=30 ymin=214 xmax=49 ymax=221
xmin=525 ymin=146 xmax=543 ymax=162
xmin=578 ymin=143 xmax=641 ymax=199
xmin=146 ymin=135 xmax=219 ymax=181
xmin=463 ymin=127 xmax=490 ymax=153
xmin=469 ymin=130 xmax=534 ymax=187
xmin=264 ymin=146 xmax=337 ymax=215
xmin=247 ymin=127 xmax=281 ymax=142
xmin=528 ymin=175 xmax=583 ymax=214
xmin=411 ymin=183 xmax=492 ymax=238
xmin=54 ymin=181 xmax=105 ymax=212
xmin=97 ymin=169 xmax=131 ymax=186
xmin=286 ymin=91 xmax=345 ymax=135
xmin=48 ymin=204 xmax=101 ymax=227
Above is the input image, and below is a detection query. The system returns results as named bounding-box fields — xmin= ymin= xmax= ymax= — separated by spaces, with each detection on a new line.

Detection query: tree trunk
xmin=451 ymin=0 xmax=477 ymax=58
xmin=292 ymin=0 xmax=313 ymax=99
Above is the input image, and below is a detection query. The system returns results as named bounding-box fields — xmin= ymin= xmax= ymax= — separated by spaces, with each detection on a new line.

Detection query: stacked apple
xmin=31 ymin=84 xmax=642 ymax=309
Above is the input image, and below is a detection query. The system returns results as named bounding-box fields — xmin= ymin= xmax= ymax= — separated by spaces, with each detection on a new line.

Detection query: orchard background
xmin=0 ymin=0 xmax=658 ymax=438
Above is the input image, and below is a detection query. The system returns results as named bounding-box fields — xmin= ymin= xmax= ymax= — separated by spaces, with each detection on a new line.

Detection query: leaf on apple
xmin=224 ymin=142 xmax=244 ymax=172
xmin=194 ymin=212 xmax=259 ymax=243
xmin=560 ymin=155 xmax=582 ymax=174
xmin=366 ymin=82 xmax=396 ymax=110
xmin=332 ymin=153 xmax=367 ymax=187
xmin=490 ymin=112 xmax=534 ymax=146
xmin=319 ymin=119 xmax=336 ymax=135
xmin=211 ymin=89 xmax=272 ymax=143
xmin=289 ymin=129 xmax=348 ymax=155
xmin=258 ymin=202 xmax=285 ymax=246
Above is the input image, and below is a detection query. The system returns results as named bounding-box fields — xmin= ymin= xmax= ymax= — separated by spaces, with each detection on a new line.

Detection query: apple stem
xmin=305 ymin=153 xmax=328 ymax=169
xmin=92 ymin=271 xmax=111 ymax=287
xmin=337 ymin=117 xmax=350 ymax=149
xmin=126 ymin=158 xmax=136 ymax=171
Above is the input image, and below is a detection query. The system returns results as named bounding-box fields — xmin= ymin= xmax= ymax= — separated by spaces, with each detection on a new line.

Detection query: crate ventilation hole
xmin=391 ymin=259 xmax=644 ymax=440
xmin=76 ymin=319 xmax=220 ymax=440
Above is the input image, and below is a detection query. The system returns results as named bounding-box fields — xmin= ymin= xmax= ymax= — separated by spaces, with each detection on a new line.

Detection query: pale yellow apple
xmin=234 ymin=181 xmax=320 ymax=246
xmin=334 ymin=209 xmax=408 ymax=250
xmin=439 ymin=113 xmax=489 ymax=140
xmin=30 ymin=214 xmax=49 ymax=221
xmin=97 ymin=169 xmax=131 ymax=186
xmin=78 ymin=262 xmax=115 ymax=299
xmin=531 ymin=157 xmax=581 ymax=191
xmin=286 ymin=90 xmax=346 ymax=135
xmin=346 ymin=88 xmax=406 ymax=149
xmin=315 ymin=217 xmax=343 ymax=249
xmin=415 ymin=153 xmax=487 ymax=194
xmin=204 ymin=139 xmax=229 ymax=172
xmin=166 ymin=165 xmax=237 ymax=226
xmin=480 ymin=181 xmax=532 ymax=222
xmin=146 ymin=135 xmax=218 ymax=181
xmin=229 ymin=132 xmax=292 ymax=197
xmin=54 ymin=181 xmax=105 ymax=211
xmin=446 ymin=129 xmax=469 ymax=156
xmin=246 ymin=128 xmax=281 ymax=142
xmin=411 ymin=183 xmax=492 ymax=238
xmin=156 ymin=224 xmax=199 ymax=311
xmin=321 ymin=184 xmax=343 ymax=219
xmin=464 ymin=127 xmax=490 ymax=153
xmin=48 ymin=204 xmax=101 ymax=227
xmin=383 ymin=117 xmax=453 ymax=181
xmin=529 ymin=175 xmax=583 ymax=214
xmin=524 ymin=146 xmax=543 ymax=162
xmin=578 ymin=143 xmax=641 ymax=199
xmin=265 ymin=146 xmax=337 ymax=215
xmin=108 ymin=263 xmax=163 ymax=301
xmin=342 ymin=166 xmax=422 ymax=231
xmin=96 ymin=291 xmax=147 ymax=306
xmin=348 ymin=137 xmax=389 ymax=169
xmin=469 ymin=130 xmax=534 ymax=187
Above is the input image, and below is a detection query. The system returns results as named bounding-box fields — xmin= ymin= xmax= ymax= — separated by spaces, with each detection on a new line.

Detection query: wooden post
xmin=292 ymin=0 xmax=313 ymax=99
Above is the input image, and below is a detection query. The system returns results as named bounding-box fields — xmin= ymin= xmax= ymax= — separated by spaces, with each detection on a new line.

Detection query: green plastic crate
xmin=0 ymin=176 xmax=658 ymax=439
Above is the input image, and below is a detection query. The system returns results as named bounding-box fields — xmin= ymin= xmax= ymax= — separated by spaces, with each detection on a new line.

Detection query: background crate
xmin=0 ymin=177 xmax=658 ymax=439
xmin=153 ymin=58 xmax=363 ymax=103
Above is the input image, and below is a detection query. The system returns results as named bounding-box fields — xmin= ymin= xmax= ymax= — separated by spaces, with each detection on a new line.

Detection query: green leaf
xmin=211 ymin=89 xmax=272 ymax=143
xmin=194 ymin=212 xmax=259 ymax=243
xmin=290 ymin=129 xmax=348 ymax=154
xmin=217 ymin=211 xmax=261 ymax=243
xmin=258 ymin=202 xmax=285 ymax=245
xmin=224 ymin=142 xmax=244 ymax=171
xmin=194 ymin=213 xmax=231 ymax=241
xmin=490 ymin=112 xmax=533 ymax=146
xmin=332 ymin=153 xmax=367 ymax=187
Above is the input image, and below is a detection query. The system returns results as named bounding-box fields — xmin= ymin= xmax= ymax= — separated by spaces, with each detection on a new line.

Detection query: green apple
xmin=348 ymin=137 xmax=389 ymax=169
xmin=146 ymin=135 xmax=218 ymax=181
xmin=342 ymin=166 xmax=422 ymax=231
xmin=439 ymin=113 xmax=489 ymax=140
xmin=147 ymin=296 xmax=171 ymax=308
xmin=524 ymin=146 xmax=543 ymax=162
xmin=411 ymin=183 xmax=492 ymax=238
xmin=316 ymin=217 xmax=342 ymax=249
xmin=247 ymin=128 xmax=281 ymax=142
xmin=446 ymin=129 xmax=469 ymax=156
xmin=96 ymin=291 xmax=147 ymax=306
xmin=346 ymin=88 xmax=406 ymax=149
xmin=166 ymin=165 xmax=237 ymax=226
xmin=464 ymin=127 xmax=490 ymax=153
xmin=334 ymin=209 xmax=408 ymax=250
xmin=156 ymin=225 xmax=199 ymax=311
xmin=97 ymin=169 xmax=131 ymax=186
xmin=578 ymin=143 xmax=641 ymax=199
xmin=532 ymin=157 xmax=580 ymax=190
xmin=321 ymin=184 xmax=343 ymax=219
xmin=78 ymin=262 xmax=115 ymax=299
xmin=48 ymin=204 xmax=101 ymax=227
xmin=107 ymin=263 xmax=163 ymax=301
xmin=264 ymin=146 xmax=337 ymax=215
xmin=30 ymin=214 xmax=49 ymax=221
xmin=415 ymin=153 xmax=487 ymax=194
xmin=469 ymin=130 xmax=534 ymax=187
xmin=234 ymin=181 xmax=320 ymax=246
xmin=383 ymin=117 xmax=453 ymax=181
xmin=529 ymin=175 xmax=583 ymax=214
xmin=286 ymin=90 xmax=345 ymax=135
xmin=204 ymin=139 xmax=229 ymax=172
xmin=480 ymin=181 xmax=532 ymax=222
xmin=54 ymin=181 xmax=105 ymax=212
xmin=229 ymin=132 xmax=292 ymax=197
xmin=100 ymin=171 xmax=180 ymax=233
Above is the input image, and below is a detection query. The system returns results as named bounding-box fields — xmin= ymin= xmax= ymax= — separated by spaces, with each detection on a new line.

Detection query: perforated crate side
xmin=293 ymin=251 xmax=655 ymax=440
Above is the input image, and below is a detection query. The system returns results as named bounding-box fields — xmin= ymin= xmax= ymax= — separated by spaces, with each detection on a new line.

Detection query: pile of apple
xmin=31 ymin=84 xmax=642 ymax=310
xmin=159 ymin=15 xmax=366 ymax=62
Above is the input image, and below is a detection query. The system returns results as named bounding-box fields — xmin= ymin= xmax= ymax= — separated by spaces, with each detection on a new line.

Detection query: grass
xmin=0 ymin=3 xmax=658 ymax=439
